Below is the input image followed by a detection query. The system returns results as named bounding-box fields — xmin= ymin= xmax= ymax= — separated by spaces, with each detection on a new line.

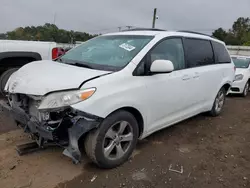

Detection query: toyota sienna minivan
xmin=1 ymin=29 xmax=235 ymax=168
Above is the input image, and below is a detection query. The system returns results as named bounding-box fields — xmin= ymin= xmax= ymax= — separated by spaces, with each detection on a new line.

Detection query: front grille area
xmin=28 ymin=98 xmax=41 ymax=120
xmin=9 ymin=94 xmax=44 ymax=121
xmin=9 ymin=93 xmax=70 ymax=125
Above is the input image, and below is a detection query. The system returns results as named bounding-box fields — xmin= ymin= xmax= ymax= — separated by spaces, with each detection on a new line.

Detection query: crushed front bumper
xmin=0 ymin=100 xmax=103 ymax=164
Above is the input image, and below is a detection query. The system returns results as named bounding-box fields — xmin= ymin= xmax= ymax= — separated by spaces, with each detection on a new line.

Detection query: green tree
xmin=212 ymin=17 xmax=250 ymax=46
xmin=212 ymin=28 xmax=227 ymax=41
xmin=4 ymin=23 xmax=96 ymax=43
xmin=0 ymin=33 xmax=7 ymax=39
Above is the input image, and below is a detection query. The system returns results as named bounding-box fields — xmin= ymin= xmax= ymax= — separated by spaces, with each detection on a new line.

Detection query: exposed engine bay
xmin=1 ymin=93 xmax=103 ymax=163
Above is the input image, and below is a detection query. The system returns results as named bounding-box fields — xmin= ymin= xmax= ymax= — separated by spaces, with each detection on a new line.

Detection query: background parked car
xmin=0 ymin=40 xmax=69 ymax=96
xmin=229 ymin=55 xmax=250 ymax=97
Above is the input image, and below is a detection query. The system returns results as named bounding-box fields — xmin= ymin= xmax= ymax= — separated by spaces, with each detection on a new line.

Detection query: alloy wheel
xmin=103 ymin=121 xmax=133 ymax=160
xmin=244 ymin=82 xmax=249 ymax=96
xmin=215 ymin=90 xmax=225 ymax=113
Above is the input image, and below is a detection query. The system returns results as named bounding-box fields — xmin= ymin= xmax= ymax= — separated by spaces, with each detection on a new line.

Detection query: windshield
xmin=232 ymin=57 xmax=250 ymax=68
xmin=59 ymin=35 xmax=154 ymax=71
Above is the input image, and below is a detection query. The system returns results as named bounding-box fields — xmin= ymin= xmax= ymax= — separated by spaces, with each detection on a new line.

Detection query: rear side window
xmin=212 ymin=41 xmax=231 ymax=63
xmin=184 ymin=38 xmax=214 ymax=68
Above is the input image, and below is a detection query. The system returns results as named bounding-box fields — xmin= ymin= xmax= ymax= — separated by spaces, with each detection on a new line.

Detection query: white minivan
xmin=1 ymin=29 xmax=235 ymax=168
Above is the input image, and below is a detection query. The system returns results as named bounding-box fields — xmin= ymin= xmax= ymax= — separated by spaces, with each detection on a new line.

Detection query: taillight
xmin=52 ymin=47 xmax=66 ymax=60
xmin=52 ymin=47 xmax=59 ymax=59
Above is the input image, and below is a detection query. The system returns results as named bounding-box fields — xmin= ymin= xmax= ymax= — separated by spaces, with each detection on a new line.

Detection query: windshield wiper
xmin=57 ymin=58 xmax=63 ymax=62
xmin=68 ymin=62 xmax=93 ymax=69
xmin=59 ymin=58 xmax=93 ymax=69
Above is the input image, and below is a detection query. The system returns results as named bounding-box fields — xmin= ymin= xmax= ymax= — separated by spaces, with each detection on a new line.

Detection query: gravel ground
xmin=1 ymin=95 xmax=250 ymax=188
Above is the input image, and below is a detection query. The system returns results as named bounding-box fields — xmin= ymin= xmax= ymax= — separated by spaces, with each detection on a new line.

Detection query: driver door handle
xmin=182 ymin=75 xmax=191 ymax=80
xmin=193 ymin=72 xmax=200 ymax=78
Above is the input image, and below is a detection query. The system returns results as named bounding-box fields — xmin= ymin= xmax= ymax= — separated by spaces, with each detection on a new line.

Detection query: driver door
xmin=142 ymin=38 xmax=198 ymax=133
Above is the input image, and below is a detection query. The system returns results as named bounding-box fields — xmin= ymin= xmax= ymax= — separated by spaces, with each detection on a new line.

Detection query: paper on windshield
xmin=119 ymin=43 xmax=136 ymax=51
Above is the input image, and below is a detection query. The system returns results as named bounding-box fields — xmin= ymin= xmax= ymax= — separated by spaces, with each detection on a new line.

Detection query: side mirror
xmin=150 ymin=59 xmax=174 ymax=73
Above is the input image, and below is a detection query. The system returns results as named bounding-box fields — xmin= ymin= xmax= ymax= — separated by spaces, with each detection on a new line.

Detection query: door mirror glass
xmin=150 ymin=59 xmax=174 ymax=73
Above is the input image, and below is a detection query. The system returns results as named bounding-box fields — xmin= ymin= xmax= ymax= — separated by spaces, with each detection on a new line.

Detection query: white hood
xmin=6 ymin=60 xmax=111 ymax=95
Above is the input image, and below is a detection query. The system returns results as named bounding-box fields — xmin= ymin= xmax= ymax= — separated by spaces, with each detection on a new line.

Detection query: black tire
xmin=210 ymin=87 xmax=226 ymax=117
xmin=241 ymin=82 xmax=249 ymax=97
xmin=0 ymin=68 xmax=19 ymax=96
xmin=84 ymin=110 xmax=139 ymax=169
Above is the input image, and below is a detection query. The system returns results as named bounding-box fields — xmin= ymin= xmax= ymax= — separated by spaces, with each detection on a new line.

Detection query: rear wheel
xmin=0 ymin=68 xmax=19 ymax=97
xmin=210 ymin=87 xmax=226 ymax=116
xmin=84 ymin=110 xmax=139 ymax=169
xmin=242 ymin=82 xmax=249 ymax=97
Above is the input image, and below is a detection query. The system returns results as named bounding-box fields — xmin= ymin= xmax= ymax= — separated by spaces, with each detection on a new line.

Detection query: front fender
xmin=71 ymin=96 xmax=148 ymax=128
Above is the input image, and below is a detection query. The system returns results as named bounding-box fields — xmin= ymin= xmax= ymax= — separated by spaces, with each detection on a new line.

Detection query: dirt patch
xmin=0 ymin=96 xmax=250 ymax=188
xmin=0 ymin=109 xmax=18 ymax=134
xmin=0 ymin=130 xmax=82 ymax=188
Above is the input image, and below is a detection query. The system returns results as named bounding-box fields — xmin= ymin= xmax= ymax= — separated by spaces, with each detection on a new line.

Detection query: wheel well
xmin=222 ymin=83 xmax=231 ymax=93
xmin=0 ymin=57 xmax=36 ymax=71
xmin=78 ymin=107 xmax=145 ymax=150
xmin=114 ymin=107 xmax=144 ymax=138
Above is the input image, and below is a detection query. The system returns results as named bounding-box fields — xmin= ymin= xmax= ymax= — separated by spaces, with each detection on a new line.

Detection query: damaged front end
xmin=0 ymin=93 xmax=103 ymax=164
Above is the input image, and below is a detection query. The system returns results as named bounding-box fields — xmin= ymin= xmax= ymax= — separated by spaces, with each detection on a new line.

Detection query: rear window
xmin=232 ymin=57 xmax=250 ymax=68
xmin=184 ymin=38 xmax=214 ymax=68
xmin=212 ymin=41 xmax=231 ymax=63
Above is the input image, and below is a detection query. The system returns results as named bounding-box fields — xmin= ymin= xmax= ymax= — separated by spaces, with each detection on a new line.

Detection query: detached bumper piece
xmin=0 ymin=100 xmax=103 ymax=164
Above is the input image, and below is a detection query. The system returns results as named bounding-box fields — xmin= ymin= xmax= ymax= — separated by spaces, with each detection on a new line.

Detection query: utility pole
xmin=53 ymin=12 xmax=57 ymax=25
xmin=118 ymin=27 xmax=122 ymax=32
xmin=152 ymin=8 xmax=157 ymax=28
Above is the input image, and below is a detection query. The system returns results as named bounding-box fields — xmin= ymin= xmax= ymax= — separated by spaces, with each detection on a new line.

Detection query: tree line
xmin=212 ymin=17 xmax=250 ymax=46
xmin=1 ymin=18 xmax=250 ymax=46
xmin=0 ymin=23 xmax=97 ymax=43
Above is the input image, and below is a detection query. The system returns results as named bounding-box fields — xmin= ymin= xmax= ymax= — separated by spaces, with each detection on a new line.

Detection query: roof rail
xmin=122 ymin=28 xmax=166 ymax=32
xmin=177 ymin=30 xmax=214 ymax=38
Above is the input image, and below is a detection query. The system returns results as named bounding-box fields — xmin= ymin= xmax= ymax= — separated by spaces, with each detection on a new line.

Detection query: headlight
xmin=235 ymin=74 xmax=244 ymax=81
xmin=38 ymin=88 xmax=96 ymax=111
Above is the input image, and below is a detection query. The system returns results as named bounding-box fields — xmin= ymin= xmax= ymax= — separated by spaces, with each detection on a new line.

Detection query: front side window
xmin=184 ymin=38 xmax=214 ymax=68
xmin=150 ymin=38 xmax=185 ymax=70
xmin=59 ymin=35 xmax=154 ymax=71
xmin=232 ymin=57 xmax=250 ymax=68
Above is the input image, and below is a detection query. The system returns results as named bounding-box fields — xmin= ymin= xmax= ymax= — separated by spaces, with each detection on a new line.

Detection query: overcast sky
xmin=1 ymin=0 xmax=250 ymax=34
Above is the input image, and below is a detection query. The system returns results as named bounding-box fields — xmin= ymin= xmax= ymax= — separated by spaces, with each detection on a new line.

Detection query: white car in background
xmin=230 ymin=55 xmax=250 ymax=97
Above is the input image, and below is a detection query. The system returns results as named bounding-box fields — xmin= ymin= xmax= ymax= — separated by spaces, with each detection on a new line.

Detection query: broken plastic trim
xmin=0 ymin=99 xmax=104 ymax=164
xmin=63 ymin=115 xmax=103 ymax=164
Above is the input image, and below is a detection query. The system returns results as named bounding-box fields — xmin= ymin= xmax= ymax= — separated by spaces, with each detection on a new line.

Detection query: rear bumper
xmin=0 ymin=99 xmax=103 ymax=163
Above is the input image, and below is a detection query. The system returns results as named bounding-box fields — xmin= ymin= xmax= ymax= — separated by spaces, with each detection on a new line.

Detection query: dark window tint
xmin=184 ymin=38 xmax=214 ymax=68
xmin=212 ymin=41 xmax=231 ymax=63
xmin=134 ymin=58 xmax=147 ymax=75
xmin=150 ymin=38 xmax=185 ymax=70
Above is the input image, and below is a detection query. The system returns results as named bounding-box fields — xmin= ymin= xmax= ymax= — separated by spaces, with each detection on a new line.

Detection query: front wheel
xmin=242 ymin=82 xmax=249 ymax=97
xmin=210 ymin=87 xmax=226 ymax=117
xmin=84 ymin=110 xmax=139 ymax=169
